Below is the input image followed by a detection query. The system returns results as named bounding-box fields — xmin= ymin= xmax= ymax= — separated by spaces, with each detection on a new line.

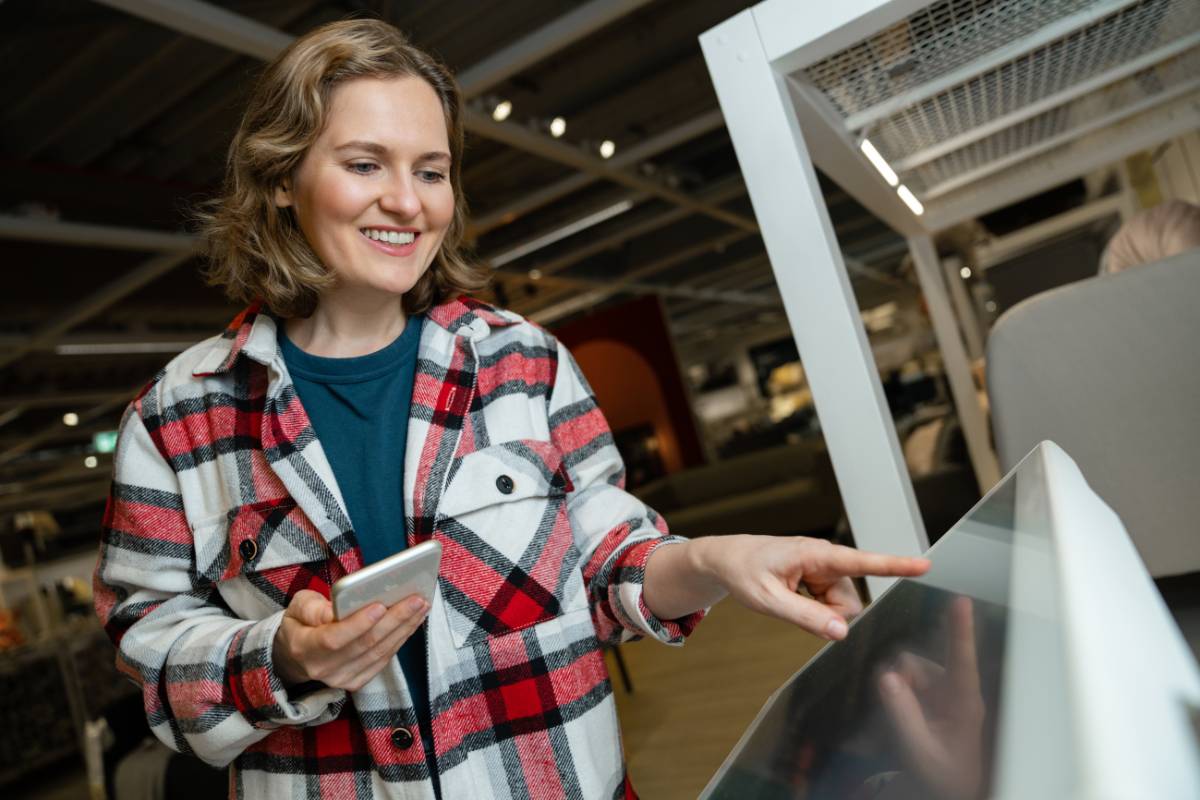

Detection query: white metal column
xmin=701 ymin=12 xmax=928 ymax=592
xmin=908 ymin=235 xmax=1001 ymax=493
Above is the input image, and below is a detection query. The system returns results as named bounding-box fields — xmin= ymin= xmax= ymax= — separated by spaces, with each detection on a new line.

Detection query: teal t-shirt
xmin=278 ymin=316 xmax=436 ymax=772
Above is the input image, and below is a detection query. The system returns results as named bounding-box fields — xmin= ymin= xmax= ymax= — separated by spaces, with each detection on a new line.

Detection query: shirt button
xmin=238 ymin=539 xmax=258 ymax=562
xmin=496 ymin=474 xmax=514 ymax=494
xmin=390 ymin=726 xmax=415 ymax=750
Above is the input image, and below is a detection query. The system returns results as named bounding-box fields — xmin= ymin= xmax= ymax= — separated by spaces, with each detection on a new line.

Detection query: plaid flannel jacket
xmin=94 ymin=297 xmax=704 ymax=799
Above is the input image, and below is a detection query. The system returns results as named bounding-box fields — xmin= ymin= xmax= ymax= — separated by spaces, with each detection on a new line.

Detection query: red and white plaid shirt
xmin=94 ymin=297 xmax=703 ymax=799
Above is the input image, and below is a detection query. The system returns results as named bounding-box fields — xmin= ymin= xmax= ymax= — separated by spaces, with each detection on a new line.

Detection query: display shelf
xmin=0 ymin=617 xmax=135 ymax=789
xmin=0 ymin=743 xmax=81 ymax=790
xmin=0 ymin=633 xmax=79 ymax=784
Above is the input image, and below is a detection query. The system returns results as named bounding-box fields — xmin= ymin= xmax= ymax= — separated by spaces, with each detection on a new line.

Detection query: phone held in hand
xmin=331 ymin=539 xmax=442 ymax=621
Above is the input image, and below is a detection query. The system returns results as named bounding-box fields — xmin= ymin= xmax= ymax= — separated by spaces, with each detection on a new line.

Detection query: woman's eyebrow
xmin=334 ymin=141 xmax=451 ymax=164
xmin=335 ymin=140 xmax=388 ymax=155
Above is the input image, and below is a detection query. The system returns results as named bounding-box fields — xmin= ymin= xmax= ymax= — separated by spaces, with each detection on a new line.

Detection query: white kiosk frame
xmin=700 ymin=0 xmax=1200 ymax=588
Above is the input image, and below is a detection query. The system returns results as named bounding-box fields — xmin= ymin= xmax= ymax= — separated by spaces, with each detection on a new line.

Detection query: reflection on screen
xmin=703 ymin=474 xmax=1022 ymax=799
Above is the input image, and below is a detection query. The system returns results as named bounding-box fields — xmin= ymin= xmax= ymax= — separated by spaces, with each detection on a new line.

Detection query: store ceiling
xmin=0 ymin=0 xmax=914 ymax=512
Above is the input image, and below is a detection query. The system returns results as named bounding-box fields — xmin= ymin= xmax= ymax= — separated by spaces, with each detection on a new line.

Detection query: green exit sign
xmin=93 ymin=430 xmax=119 ymax=453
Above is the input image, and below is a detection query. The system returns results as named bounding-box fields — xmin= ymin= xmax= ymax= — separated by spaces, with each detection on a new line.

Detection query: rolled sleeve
xmin=225 ymin=611 xmax=344 ymax=728
xmin=546 ymin=337 xmax=707 ymax=646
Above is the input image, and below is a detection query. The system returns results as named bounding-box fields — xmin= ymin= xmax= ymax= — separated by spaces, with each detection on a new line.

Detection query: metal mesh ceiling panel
xmin=804 ymin=0 xmax=1110 ymax=119
xmin=908 ymin=46 xmax=1200 ymax=195
xmin=865 ymin=0 xmax=1200 ymax=164
xmin=919 ymin=88 xmax=1199 ymax=204
xmin=799 ymin=0 xmax=1200 ymax=202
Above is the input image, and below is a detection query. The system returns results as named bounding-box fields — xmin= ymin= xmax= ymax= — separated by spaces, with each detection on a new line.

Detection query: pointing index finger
xmin=821 ymin=544 xmax=931 ymax=579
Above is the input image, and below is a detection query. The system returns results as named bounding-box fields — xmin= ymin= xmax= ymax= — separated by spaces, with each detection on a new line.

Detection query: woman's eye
xmin=418 ymin=170 xmax=447 ymax=183
xmin=348 ymin=162 xmax=378 ymax=175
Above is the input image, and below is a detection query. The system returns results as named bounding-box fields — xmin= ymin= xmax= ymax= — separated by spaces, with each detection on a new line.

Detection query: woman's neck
xmin=284 ymin=290 xmax=408 ymax=358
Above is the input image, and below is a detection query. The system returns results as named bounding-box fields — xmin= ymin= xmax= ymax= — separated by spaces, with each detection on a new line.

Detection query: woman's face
xmin=276 ymin=75 xmax=455 ymax=301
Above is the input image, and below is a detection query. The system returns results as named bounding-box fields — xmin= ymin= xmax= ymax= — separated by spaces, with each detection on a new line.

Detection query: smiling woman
xmin=273 ymin=76 xmax=458 ymax=353
xmin=196 ymin=20 xmax=486 ymax=320
xmin=92 ymin=16 xmax=927 ymax=800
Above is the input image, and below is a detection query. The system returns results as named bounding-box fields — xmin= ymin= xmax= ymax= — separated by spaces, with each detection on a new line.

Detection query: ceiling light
xmin=859 ymin=138 xmax=898 ymax=187
xmin=960 ymin=266 xmax=973 ymax=279
xmin=528 ymin=269 xmax=542 ymax=280
xmin=549 ymin=117 xmax=566 ymax=138
xmin=491 ymin=99 xmax=512 ymax=122
xmin=986 ymin=300 xmax=998 ymax=312
xmin=599 ymin=140 xmax=615 ymax=159
xmin=84 ymin=456 xmax=98 ymax=469
xmin=63 ymin=412 xmax=79 ymax=426
xmin=896 ymin=185 xmax=924 ymax=216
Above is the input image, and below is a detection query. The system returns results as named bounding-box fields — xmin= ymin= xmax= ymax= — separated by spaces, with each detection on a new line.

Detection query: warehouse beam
xmin=94 ymin=0 xmax=756 ymax=236
xmin=455 ymin=0 xmax=653 ymax=98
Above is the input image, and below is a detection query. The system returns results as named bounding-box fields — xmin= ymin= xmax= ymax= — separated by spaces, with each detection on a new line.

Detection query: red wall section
xmin=552 ymin=294 xmax=705 ymax=472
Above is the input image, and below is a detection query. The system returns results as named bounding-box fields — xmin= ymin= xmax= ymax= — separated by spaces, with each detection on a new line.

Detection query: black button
xmin=238 ymin=539 xmax=258 ymax=562
xmin=496 ymin=474 xmax=514 ymax=494
xmin=390 ymin=726 xmax=414 ymax=750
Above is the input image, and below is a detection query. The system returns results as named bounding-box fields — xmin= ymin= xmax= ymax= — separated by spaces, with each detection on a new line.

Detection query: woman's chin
xmin=334 ymin=277 xmax=422 ymax=302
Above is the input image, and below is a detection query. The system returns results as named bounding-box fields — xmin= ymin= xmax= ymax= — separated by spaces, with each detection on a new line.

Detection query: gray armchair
xmin=987 ymin=248 xmax=1200 ymax=578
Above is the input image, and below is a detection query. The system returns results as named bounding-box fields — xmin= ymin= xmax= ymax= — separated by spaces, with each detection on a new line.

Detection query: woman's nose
xmin=379 ymin=177 xmax=422 ymax=218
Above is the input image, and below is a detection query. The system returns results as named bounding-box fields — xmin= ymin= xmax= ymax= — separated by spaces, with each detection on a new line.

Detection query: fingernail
xmin=825 ymin=619 xmax=848 ymax=640
xmin=880 ymin=672 xmax=902 ymax=694
xmin=408 ymin=596 xmax=427 ymax=613
xmin=367 ymin=605 xmax=386 ymax=622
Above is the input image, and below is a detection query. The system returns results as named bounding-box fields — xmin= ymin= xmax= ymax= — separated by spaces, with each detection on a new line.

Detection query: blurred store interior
xmin=2 ymin=0 xmax=1199 ymax=797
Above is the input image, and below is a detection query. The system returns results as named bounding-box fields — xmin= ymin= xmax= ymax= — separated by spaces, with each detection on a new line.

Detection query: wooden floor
xmin=608 ymin=598 xmax=826 ymax=799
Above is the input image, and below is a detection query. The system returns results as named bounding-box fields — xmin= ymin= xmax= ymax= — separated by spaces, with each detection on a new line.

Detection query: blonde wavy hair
xmin=1101 ymin=199 xmax=1200 ymax=275
xmin=199 ymin=18 xmax=488 ymax=318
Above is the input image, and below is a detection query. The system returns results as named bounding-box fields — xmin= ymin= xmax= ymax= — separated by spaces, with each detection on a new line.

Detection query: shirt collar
xmin=193 ymin=295 xmax=521 ymax=377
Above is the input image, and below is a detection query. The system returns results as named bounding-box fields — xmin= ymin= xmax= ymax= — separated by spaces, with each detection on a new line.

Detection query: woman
xmin=94 ymin=19 xmax=928 ymax=800
xmin=1100 ymin=199 xmax=1200 ymax=274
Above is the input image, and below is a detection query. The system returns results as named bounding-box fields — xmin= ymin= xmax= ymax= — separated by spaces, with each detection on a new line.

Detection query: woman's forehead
xmin=320 ymin=75 xmax=449 ymax=151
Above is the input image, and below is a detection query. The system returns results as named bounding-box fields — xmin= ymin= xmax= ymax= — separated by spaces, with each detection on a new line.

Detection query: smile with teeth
xmin=361 ymin=228 xmax=417 ymax=245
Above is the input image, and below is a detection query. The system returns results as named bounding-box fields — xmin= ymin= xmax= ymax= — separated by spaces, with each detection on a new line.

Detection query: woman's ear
xmin=274 ymin=179 xmax=293 ymax=209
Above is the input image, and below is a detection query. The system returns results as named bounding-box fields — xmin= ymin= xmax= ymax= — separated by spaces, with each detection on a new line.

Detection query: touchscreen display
xmin=703 ymin=474 xmax=1026 ymax=799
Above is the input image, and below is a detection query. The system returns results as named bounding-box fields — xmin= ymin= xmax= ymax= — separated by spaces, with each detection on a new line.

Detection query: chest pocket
xmin=199 ymin=498 xmax=333 ymax=618
xmin=434 ymin=438 xmax=584 ymax=648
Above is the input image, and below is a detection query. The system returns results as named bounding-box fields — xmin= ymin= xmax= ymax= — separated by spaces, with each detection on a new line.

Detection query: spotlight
xmin=63 ymin=412 xmax=79 ymax=427
xmin=599 ymin=140 xmax=615 ymax=159
xmin=985 ymin=301 xmax=998 ymax=312
xmin=528 ymin=269 xmax=543 ymax=281
xmin=960 ymin=266 xmax=972 ymax=279
xmin=84 ymin=456 xmax=98 ymax=469
xmin=491 ymin=99 xmax=512 ymax=122
xmin=549 ymin=117 xmax=566 ymax=138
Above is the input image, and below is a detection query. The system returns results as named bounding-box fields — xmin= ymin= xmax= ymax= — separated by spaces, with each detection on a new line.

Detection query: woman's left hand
xmin=691 ymin=535 xmax=930 ymax=640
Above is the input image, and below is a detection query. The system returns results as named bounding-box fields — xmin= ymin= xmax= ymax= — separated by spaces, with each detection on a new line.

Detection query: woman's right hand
xmin=273 ymin=589 xmax=429 ymax=692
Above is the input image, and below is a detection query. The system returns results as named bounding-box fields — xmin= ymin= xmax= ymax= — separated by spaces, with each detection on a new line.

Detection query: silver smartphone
xmin=331 ymin=539 xmax=442 ymax=621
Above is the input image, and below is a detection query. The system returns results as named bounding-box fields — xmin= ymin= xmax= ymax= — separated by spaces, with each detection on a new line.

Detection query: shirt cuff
xmin=616 ymin=536 xmax=707 ymax=645
xmin=225 ymin=610 xmax=345 ymax=728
